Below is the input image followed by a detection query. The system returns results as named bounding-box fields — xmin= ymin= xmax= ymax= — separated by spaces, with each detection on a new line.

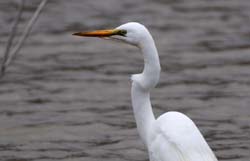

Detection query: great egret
xmin=73 ymin=22 xmax=218 ymax=161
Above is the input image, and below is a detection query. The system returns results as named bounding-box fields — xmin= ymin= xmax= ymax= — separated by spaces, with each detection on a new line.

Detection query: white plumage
xmin=73 ymin=22 xmax=218 ymax=161
xmin=149 ymin=112 xmax=217 ymax=161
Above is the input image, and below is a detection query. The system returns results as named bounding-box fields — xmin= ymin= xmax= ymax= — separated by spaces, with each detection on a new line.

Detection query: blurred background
xmin=0 ymin=0 xmax=250 ymax=161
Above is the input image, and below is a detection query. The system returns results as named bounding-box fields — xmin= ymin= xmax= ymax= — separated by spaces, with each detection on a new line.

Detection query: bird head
xmin=73 ymin=22 xmax=152 ymax=47
xmin=73 ymin=22 xmax=160 ymax=90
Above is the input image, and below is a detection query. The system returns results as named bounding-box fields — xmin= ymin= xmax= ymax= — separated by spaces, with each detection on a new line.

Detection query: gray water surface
xmin=0 ymin=0 xmax=250 ymax=161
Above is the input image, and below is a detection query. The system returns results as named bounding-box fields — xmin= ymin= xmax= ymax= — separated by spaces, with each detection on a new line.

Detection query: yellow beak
xmin=73 ymin=29 xmax=126 ymax=37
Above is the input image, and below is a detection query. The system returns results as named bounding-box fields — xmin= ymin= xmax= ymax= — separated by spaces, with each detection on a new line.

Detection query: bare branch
xmin=0 ymin=0 xmax=24 ymax=77
xmin=1 ymin=0 xmax=49 ymax=77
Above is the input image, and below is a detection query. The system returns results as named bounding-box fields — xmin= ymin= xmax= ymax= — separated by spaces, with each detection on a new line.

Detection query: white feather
xmin=148 ymin=112 xmax=218 ymax=161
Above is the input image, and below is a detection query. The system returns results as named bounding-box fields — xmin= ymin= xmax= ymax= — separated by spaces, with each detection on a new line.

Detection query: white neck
xmin=131 ymin=36 xmax=161 ymax=145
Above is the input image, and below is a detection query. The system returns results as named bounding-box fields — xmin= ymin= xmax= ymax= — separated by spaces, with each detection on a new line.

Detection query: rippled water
xmin=0 ymin=0 xmax=249 ymax=161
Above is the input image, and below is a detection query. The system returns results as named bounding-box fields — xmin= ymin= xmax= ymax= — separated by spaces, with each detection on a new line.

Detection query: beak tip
xmin=72 ymin=32 xmax=80 ymax=36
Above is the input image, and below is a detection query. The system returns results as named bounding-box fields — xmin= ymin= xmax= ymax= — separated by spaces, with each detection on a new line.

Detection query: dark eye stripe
xmin=118 ymin=30 xmax=127 ymax=36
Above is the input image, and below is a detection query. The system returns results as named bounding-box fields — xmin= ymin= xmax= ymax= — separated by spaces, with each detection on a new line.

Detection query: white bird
xmin=73 ymin=22 xmax=218 ymax=161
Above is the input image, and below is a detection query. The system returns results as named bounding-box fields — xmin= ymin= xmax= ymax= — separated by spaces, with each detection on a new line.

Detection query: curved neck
xmin=139 ymin=36 xmax=161 ymax=90
xmin=131 ymin=36 xmax=161 ymax=146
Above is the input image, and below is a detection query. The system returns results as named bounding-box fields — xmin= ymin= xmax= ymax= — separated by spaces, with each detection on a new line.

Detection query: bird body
xmin=73 ymin=22 xmax=218 ymax=161
xmin=131 ymin=71 xmax=217 ymax=161
xmin=149 ymin=111 xmax=217 ymax=161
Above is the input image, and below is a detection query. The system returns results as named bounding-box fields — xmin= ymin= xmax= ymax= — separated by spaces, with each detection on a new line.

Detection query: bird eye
xmin=118 ymin=30 xmax=127 ymax=36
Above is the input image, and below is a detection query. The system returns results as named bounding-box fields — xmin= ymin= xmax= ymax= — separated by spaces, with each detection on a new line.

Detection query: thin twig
xmin=1 ymin=0 xmax=48 ymax=77
xmin=0 ymin=0 xmax=24 ymax=77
